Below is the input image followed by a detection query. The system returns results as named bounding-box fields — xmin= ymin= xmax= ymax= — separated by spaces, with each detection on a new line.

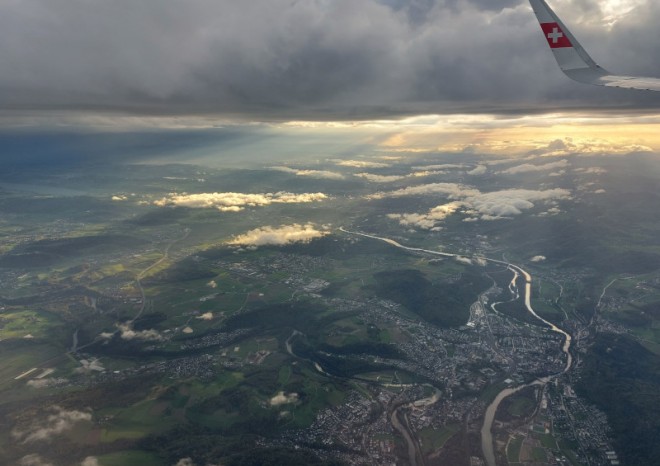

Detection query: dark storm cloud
xmin=1 ymin=0 xmax=659 ymax=119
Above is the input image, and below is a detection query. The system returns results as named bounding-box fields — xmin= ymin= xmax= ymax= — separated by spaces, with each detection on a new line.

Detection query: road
xmin=131 ymin=228 xmax=190 ymax=323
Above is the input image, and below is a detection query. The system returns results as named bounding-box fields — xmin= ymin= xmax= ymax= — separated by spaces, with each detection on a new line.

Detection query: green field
xmin=531 ymin=446 xmax=547 ymax=462
xmin=96 ymin=450 xmax=163 ymax=466
xmin=0 ymin=309 xmax=65 ymax=340
xmin=506 ymin=435 xmax=523 ymax=463
xmin=418 ymin=424 xmax=460 ymax=455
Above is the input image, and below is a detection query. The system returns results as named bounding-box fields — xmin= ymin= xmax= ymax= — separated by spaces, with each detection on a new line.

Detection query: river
xmin=339 ymin=228 xmax=573 ymax=466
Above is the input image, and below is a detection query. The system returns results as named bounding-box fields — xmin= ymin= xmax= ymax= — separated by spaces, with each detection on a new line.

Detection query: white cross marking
xmin=547 ymin=27 xmax=563 ymax=44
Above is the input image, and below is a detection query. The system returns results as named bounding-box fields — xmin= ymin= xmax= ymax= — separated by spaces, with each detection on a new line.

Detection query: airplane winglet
xmin=528 ymin=0 xmax=660 ymax=91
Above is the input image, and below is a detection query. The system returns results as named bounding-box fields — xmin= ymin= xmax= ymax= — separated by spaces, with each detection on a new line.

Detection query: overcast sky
xmin=2 ymin=0 xmax=660 ymax=121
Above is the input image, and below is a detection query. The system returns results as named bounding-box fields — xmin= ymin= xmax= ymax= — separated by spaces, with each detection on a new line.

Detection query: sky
xmin=1 ymin=0 xmax=660 ymax=163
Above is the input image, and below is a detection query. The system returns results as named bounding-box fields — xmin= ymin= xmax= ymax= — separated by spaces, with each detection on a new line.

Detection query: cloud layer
xmin=379 ymin=181 xmax=571 ymax=227
xmin=2 ymin=0 xmax=659 ymax=118
xmin=369 ymin=182 xmax=480 ymax=200
xmin=270 ymin=166 xmax=345 ymax=180
xmin=155 ymin=191 xmax=328 ymax=212
xmin=498 ymin=159 xmax=570 ymax=174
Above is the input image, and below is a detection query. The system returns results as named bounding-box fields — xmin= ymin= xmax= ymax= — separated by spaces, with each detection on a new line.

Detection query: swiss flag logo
xmin=540 ymin=22 xmax=572 ymax=48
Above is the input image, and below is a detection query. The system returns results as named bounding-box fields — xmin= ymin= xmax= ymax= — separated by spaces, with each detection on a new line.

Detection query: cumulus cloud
xmin=368 ymin=182 xmax=480 ymax=200
xmin=409 ymin=170 xmax=445 ymax=177
xmin=207 ymin=280 xmax=217 ymax=288
xmin=356 ymin=170 xmax=448 ymax=183
xmin=383 ymin=183 xmax=571 ymax=225
xmin=81 ymin=458 xmax=100 ymax=466
xmin=355 ymin=172 xmax=406 ymax=183
xmin=270 ymin=391 xmax=299 ymax=406
xmin=529 ymin=138 xmax=653 ymax=157
xmin=12 ymin=406 xmax=92 ymax=443
xmin=227 ymin=223 xmax=330 ymax=247
xmin=474 ymin=257 xmax=487 ymax=266
xmin=270 ymin=166 xmax=345 ymax=180
xmin=111 ymin=195 xmax=128 ymax=201
xmin=574 ymin=167 xmax=606 ymax=174
xmin=336 ymin=160 xmax=390 ymax=168
xmin=411 ymin=164 xmax=466 ymax=170
xmin=467 ymin=165 xmax=487 ymax=175
xmin=530 ymin=255 xmax=546 ymax=262
xmin=174 ymin=459 xmax=196 ymax=466
xmin=593 ymin=188 xmax=606 ymax=194
xmin=455 ymin=256 xmax=473 ymax=265
xmin=117 ymin=323 xmax=163 ymax=341
xmin=387 ymin=202 xmax=462 ymax=230
xmin=468 ymin=189 xmax=570 ymax=219
xmin=154 ymin=191 xmax=328 ymax=212
xmin=498 ymin=159 xmax=569 ymax=175
xmin=197 ymin=312 xmax=214 ymax=320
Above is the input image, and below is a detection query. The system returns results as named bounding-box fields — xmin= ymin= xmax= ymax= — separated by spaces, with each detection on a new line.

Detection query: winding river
xmin=479 ymin=261 xmax=572 ymax=466
xmin=339 ymin=228 xmax=573 ymax=466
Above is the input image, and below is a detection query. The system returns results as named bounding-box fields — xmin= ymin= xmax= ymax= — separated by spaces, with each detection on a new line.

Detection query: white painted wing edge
xmin=529 ymin=0 xmax=660 ymax=92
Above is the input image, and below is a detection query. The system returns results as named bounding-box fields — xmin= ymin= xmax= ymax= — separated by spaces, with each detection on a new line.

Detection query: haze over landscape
xmin=1 ymin=1 xmax=660 ymax=466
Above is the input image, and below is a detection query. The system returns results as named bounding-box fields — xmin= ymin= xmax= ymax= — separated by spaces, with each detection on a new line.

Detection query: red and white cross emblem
xmin=540 ymin=22 xmax=572 ymax=48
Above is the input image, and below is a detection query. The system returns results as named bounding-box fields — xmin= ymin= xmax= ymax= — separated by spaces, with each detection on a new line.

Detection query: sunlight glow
xmin=600 ymin=0 xmax=644 ymax=26
xmin=370 ymin=113 xmax=660 ymax=157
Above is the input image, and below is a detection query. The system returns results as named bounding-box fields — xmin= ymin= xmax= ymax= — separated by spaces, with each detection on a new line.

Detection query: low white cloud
xmin=174 ymin=459 xmax=196 ymax=466
xmin=474 ymin=257 xmax=487 ymax=266
xmin=228 ymin=223 xmax=329 ymax=247
xmin=336 ymin=160 xmax=390 ymax=168
xmin=467 ymin=165 xmax=487 ymax=175
xmin=81 ymin=458 xmax=100 ymax=466
xmin=270 ymin=166 xmax=344 ymax=180
xmin=12 ymin=406 xmax=92 ymax=443
xmin=469 ymin=189 xmax=570 ymax=219
xmin=154 ymin=191 xmax=328 ymax=212
xmin=530 ymin=255 xmax=546 ymax=262
xmin=368 ymin=182 xmax=480 ymax=200
xmin=207 ymin=280 xmax=217 ymax=288
xmin=455 ymin=256 xmax=472 ymax=265
xmin=409 ymin=170 xmax=445 ymax=177
xmin=593 ymin=189 xmax=606 ymax=194
xmin=387 ymin=202 xmax=462 ymax=230
xmin=498 ymin=159 xmax=569 ymax=175
xmin=270 ymin=391 xmax=299 ymax=406
xmin=197 ymin=312 xmax=214 ymax=320
xmin=117 ymin=323 xmax=163 ymax=341
xmin=574 ymin=167 xmax=607 ymax=175
xmin=111 ymin=195 xmax=128 ymax=201
xmin=411 ymin=164 xmax=465 ymax=170
xmin=384 ymin=184 xmax=571 ymax=225
xmin=357 ymin=170 xmax=447 ymax=183
xmin=355 ymin=172 xmax=406 ymax=183
xmin=529 ymin=138 xmax=652 ymax=157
